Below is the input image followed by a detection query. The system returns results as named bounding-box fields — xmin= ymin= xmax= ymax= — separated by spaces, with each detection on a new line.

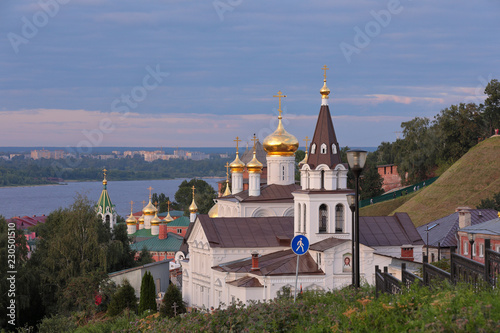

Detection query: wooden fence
xmin=376 ymin=239 xmax=500 ymax=295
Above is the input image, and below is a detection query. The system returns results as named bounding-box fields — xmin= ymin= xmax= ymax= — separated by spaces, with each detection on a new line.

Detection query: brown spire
xmin=306 ymin=104 xmax=342 ymax=169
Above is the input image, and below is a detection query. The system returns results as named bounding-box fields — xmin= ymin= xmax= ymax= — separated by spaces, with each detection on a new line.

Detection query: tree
xmin=137 ymin=245 xmax=154 ymax=266
xmin=359 ymin=159 xmax=384 ymax=200
xmin=138 ymin=271 xmax=157 ymax=314
xmin=295 ymin=149 xmax=306 ymax=181
xmin=107 ymin=280 xmax=137 ymax=316
xmin=151 ymin=193 xmax=175 ymax=213
xmin=477 ymin=192 xmax=500 ymax=211
xmin=174 ymin=178 xmax=216 ymax=215
xmin=160 ymin=283 xmax=186 ymax=318
xmin=483 ymin=79 xmax=500 ymax=136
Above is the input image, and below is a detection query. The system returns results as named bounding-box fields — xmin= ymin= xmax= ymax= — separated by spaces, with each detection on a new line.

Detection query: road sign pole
xmin=294 ymin=254 xmax=299 ymax=302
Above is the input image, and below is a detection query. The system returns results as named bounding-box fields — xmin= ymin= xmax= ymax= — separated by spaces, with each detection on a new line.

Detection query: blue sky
xmin=1 ymin=0 xmax=499 ymax=148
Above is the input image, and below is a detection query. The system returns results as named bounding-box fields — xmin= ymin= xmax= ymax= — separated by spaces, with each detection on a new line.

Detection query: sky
xmin=1 ymin=0 xmax=499 ymax=149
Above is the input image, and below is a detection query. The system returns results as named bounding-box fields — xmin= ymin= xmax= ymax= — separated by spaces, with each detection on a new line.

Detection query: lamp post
xmin=468 ymin=233 xmax=475 ymax=260
xmin=346 ymin=149 xmax=367 ymax=288
xmin=346 ymin=193 xmax=355 ymax=286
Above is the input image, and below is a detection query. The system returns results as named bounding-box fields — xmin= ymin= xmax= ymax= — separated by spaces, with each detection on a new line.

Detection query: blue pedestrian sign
xmin=291 ymin=235 xmax=309 ymax=255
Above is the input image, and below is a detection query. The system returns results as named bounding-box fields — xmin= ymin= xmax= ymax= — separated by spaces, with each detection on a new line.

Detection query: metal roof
xmin=359 ymin=212 xmax=424 ymax=247
xmin=459 ymin=217 xmax=500 ymax=235
xmin=223 ymin=183 xmax=301 ymax=203
xmin=130 ymin=233 xmax=184 ymax=252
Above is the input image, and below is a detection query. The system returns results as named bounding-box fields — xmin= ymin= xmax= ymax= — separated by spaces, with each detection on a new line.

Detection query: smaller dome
xmin=138 ymin=214 xmax=145 ymax=224
xmin=223 ymin=182 xmax=231 ymax=196
xmin=164 ymin=212 xmax=174 ymax=223
xmin=320 ymin=81 xmax=330 ymax=99
xmin=189 ymin=198 xmax=198 ymax=213
xmin=246 ymin=151 xmax=263 ymax=173
xmin=143 ymin=199 xmax=156 ymax=216
xmin=208 ymin=201 xmax=219 ymax=218
xmin=229 ymin=153 xmax=245 ymax=173
xmin=125 ymin=213 xmax=137 ymax=225
xmin=151 ymin=211 xmax=162 ymax=225
xmin=103 ymin=178 xmax=108 ymax=186
xmin=298 ymin=151 xmax=308 ymax=167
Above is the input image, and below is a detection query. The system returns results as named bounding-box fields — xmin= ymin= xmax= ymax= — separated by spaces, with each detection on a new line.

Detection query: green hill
xmin=383 ymin=135 xmax=500 ymax=227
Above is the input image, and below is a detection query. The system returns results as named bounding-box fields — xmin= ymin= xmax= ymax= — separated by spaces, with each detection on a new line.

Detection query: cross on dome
xmin=234 ymin=136 xmax=241 ymax=153
xmin=273 ymin=91 xmax=287 ymax=119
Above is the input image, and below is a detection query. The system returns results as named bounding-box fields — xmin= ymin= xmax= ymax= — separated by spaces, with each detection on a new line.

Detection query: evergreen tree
xmin=107 ymin=280 xmax=137 ymax=317
xmin=477 ymin=192 xmax=500 ymax=211
xmin=160 ymin=283 xmax=186 ymax=318
xmin=137 ymin=246 xmax=154 ymax=266
xmin=138 ymin=271 xmax=157 ymax=314
xmin=174 ymin=178 xmax=216 ymax=215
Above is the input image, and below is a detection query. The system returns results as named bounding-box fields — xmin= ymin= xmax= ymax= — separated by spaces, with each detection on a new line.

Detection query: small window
xmin=464 ymin=241 xmax=469 ymax=255
xmin=282 ymin=165 xmax=285 ymax=181
xmin=317 ymin=253 xmax=322 ymax=266
xmin=320 ymin=143 xmax=327 ymax=154
xmin=319 ymin=204 xmax=328 ymax=233
xmin=298 ymin=204 xmax=302 ymax=232
xmin=335 ymin=204 xmax=344 ymax=233
xmin=303 ymin=204 xmax=307 ymax=233
xmin=480 ymin=244 xmax=484 ymax=257
xmin=177 ymin=228 xmax=182 ymax=234
xmin=331 ymin=144 xmax=337 ymax=154
xmin=496 ymin=245 xmax=500 ymax=252
xmin=311 ymin=144 xmax=316 ymax=154
xmin=473 ymin=243 xmax=476 ymax=256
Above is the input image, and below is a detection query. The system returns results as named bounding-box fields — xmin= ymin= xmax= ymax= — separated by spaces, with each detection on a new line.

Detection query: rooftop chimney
xmin=457 ymin=206 xmax=472 ymax=229
xmin=251 ymin=251 xmax=259 ymax=271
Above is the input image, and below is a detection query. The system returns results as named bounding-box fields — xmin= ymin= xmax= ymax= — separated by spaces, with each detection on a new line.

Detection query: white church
xmin=178 ymin=70 xmax=424 ymax=310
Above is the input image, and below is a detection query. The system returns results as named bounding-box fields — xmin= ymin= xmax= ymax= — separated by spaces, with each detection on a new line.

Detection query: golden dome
xmin=125 ymin=213 xmax=137 ymax=225
xmin=103 ymin=178 xmax=108 ymax=186
xmin=223 ymin=182 xmax=231 ymax=196
xmin=164 ymin=212 xmax=174 ymax=223
xmin=320 ymin=81 xmax=330 ymax=99
xmin=298 ymin=151 xmax=308 ymax=167
xmin=246 ymin=151 xmax=263 ymax=173
xmin=189 ymin=198 xmax=198 ymax=213
xmin=263 ymin=118 xmax=299 ymax=156
xmin=143 ymin=199 xmax=156 ymax=216
xmin=229 ymin=152 xmax=245 ymax=173
xmin=208 ymin=201 xmax=219 ymax=218
xmin=138 ymin=214 xmax=145 ymax=224
xmin=151 ymin=211 xmax=162 ymax=225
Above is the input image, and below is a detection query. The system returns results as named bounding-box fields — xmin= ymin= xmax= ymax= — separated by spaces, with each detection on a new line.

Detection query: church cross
xmin=234 ymin=136 xmax=241 ymax=153
xmin=147 ymin=186 xmax=153 ymax=198
xmin=142 ymin=200 xmax=146 ymax=208
xmin=273 ymin=91 xmax=287 ymax=119
xmin=225 ymin=162 xmax=230 ymax=180
xmin=166 ymin=200 xmax=171 ymax=212
xmin=191 ymin=186 xmax=196 ymax=199
xmin=251 ymin=134 xmax=259 ymax=152
xmin=322 ymin=65 xmax=329 ymax=81
xmin=103 ymin=168 xmax=107 ymax=178
xmin=172 ymin=302 xmax=178 ymax=316
xmin=130 ymin=200 xmax=134 ymax=213
xmin=304 ymin=136 xmax=310 ymax=153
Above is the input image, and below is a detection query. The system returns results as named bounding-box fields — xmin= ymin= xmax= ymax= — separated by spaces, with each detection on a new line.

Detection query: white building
xmin=179 ymin=71 xmax=424 ymax=310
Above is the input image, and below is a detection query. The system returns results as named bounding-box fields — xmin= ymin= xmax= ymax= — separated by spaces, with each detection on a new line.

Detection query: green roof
xmin=96 ymin=183 xmax=115 ymax=215
xmin=132 ymin=228 xmax=153 ymax=237
xmin=158 ymin=210 xmax=184 ymax=218
xmin=167 ymin=216 xmax=190 ymax=227
xmin=130 ymin=233 xmax=184 ymax=252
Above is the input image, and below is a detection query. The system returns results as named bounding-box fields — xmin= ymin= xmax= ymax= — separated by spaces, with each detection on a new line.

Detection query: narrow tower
xmin=126 ymin=201 xmax=138 ymax=235
xmin=150 ymin=202 xmax=162 ymax=236
xmin=143 ymin=186 xmax=157 ymax=229
xmin=96 ymin=168 xmax=117 ymax=229
xmin=223 ymin=162 xmax=232 ymax=196
xmin=229 ymin=136 xmax=245 ymax=194
xmin=189 ymin=186 xmax=198 ymax=223
xmin=263 ymin=91 xmax=299 ymax=185
xmin=247 ymin=135 xmax=264 ymax=196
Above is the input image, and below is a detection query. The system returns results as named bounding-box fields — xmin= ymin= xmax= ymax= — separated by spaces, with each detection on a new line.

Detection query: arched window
xmin=297 ymin=204 xmax=301 ymax=232
xmin=303 ymin=204 xmax=306 ymax=233
xmin=106 ymin=215 xmax=110 ymax=224
xmin=335 ymin=204 xmax=344 ymax=232
xmin=311 ymin=144 xmax=316 ymax=154
xmin=320 ymin=143 xmax=327 ymax=154
xmin=319 ymin=204 xmax=328 ymax=233
xmin=332 ymin=144 xmax=337 ymax=154
xmin=321 ymin=170 xmax=325 ymax=189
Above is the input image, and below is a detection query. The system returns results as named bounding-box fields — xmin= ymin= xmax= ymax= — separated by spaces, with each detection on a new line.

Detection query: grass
xmin=42 ymin=282 xmax=500 ymax=333
xmin=360 ymin=192 xmax=418 ymax=217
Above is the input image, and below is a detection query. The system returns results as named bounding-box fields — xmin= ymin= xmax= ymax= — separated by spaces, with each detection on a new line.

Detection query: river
xmin=0 ymin=178 xmax=223 ymax=219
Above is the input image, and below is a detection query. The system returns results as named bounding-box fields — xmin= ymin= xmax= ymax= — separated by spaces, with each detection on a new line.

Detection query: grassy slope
xmin=360 ymin=192 xmax=418 ymax=217
xmin=393 ymin=136 xmax=500 ymax=227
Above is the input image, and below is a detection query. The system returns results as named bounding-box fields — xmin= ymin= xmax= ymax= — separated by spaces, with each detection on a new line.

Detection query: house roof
xmin=166 ymin=216 xmax=190 ymax=227
xmin=131 ymin=228 xmax=153 ymax=238
xmin=458 ymin=217 xmax=500 ymax=236
xmin=359 ymin=212 xmax=424 ymax=247
xmin=309 ymin=238 xmax=349 ymax=252
xmin=197 ymin=215 xmax=294 ymax=248
xmin=306 ymin=104 xmax=343 ymax=169
xmin=222 ymin=183 xmax=301 ymax=203
xmin=240 ymin=141 xmax=267 ymax=166
xmin=158 ymin=210 xmax=184 ymax=218
xmin=108 ymin=259 xmax=172 ymax=277
xmin=213 ymin=249 xmax=323 ymax=276
xmin=7 ymin=215 xmax=47 ymax=229
xmin=130 ymin=233 xmax=184 ymax=252
xmin=416 ymin=209 xmax=498 ymax=247
xmin=227 ymin=276 xmax=263 ymax=288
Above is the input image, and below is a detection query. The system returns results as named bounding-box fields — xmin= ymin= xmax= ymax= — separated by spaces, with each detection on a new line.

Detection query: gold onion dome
xmin=164 ymin=212 xmax=174 ymax=223
xmin=151 ymin=212 xmax=162 ymax=225
xmin=299 ymin=151 xmax=308 ymax=167
xmin=143 ymin=199 xmax=156 ymax=216
xmin=138 ymin=214 xmax=145 ymax=224
xmin=263 ymin=118 xmax=299 ymax=156
xmin=189 ymin=198 xmax=198 ymax=213
xmin=208 ymin=202 xmax=219 ymax=218
xmin=246 ymin=151 xmax=263 ymax=173
xmin=320 ymin=81 xmax=331 ymax=99
xmin=125 ymin=213 xmax=137 ymax=225
xmin=229 ymin=153 xmax=245 ymax=173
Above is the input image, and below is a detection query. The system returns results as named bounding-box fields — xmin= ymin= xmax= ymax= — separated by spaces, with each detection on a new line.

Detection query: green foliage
xmin=107 ymin=280 xmax=137 ymax=317
xmin=174 ymin=178 xmax=216 ymax=215
xmin=37 ymin=314 xmax=77 ymax=333
xmin=136 ymin=246 xmax=154 ymax=266
xmin=477 ymin=191 xmax=500 ymax=211
xmin=151 ymin=193 xmax=174 ymax=213
xmin=138 ymin=272 xmax=157 ymax=315
xmin=359 ymin=155 xmax=384 ymax=200
xmin=483 ymin=79 xmax=500 ymax=136
xmin=160 ymin=284 xmax=186 ymax=318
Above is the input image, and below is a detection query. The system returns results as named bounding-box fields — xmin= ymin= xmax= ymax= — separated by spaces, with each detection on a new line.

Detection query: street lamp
xmin=346 ymin=149 xmax=367 ymax=288
xmin=468 ymin=233 xmax=475 ymax=260
xmin=346 ymin=193 xmax=355 ymax=286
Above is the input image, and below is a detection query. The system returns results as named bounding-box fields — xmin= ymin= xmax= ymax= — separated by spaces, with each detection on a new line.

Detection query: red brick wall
xmin=458 ymin=234 xmax=500 ymax=264
xmin=167 ymin=227 xmax=188 ymax=237
xmin=377 ymin=165 xmax=402 ymax=192
xmin=401 ymin=247 xmax=414 ymax=261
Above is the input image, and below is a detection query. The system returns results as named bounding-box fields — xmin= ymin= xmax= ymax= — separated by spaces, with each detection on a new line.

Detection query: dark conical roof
xmin=241 ymin=140 xmax=267 ymax=165
xmin=306 ymin=105 xmax=342 ymax=169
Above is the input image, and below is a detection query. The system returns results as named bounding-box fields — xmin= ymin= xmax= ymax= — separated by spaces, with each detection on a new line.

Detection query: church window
xmin=311 ymin=144 xmax=316 ymax=154
xmin=335 ymin=204 xmax=344 ymax=232
xmin=303 ymin=204 xmax=306 ymax=232
xmin=297 ymin=204 xmax=301 ymax=232
xmin=319 ymin=204 xmax=328 ymax=233
xmin=321 ymin=170 xmax=325 ymax=189
xmin=320 ymin=143 xmax=327 ymax=154
xmin=317 ymin=252 xmax=322 ymax=266
xmin=282 ymin=165 xmax=286 ymax=181
xmin=332 ymin=144 xmax=337 ymax=154
xmin=106 ymin=215 xmax=110 ymax=224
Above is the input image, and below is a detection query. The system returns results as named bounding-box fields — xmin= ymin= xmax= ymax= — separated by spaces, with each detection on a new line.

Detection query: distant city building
xmin=30 ymin=149 xmax=66 ymax=160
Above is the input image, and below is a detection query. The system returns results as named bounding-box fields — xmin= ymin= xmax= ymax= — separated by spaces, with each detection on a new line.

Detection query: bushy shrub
xmin=107 ymin=281 xmax=137 ymax=317
xmin=159 ymin=284 xmax=186 ymax=318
